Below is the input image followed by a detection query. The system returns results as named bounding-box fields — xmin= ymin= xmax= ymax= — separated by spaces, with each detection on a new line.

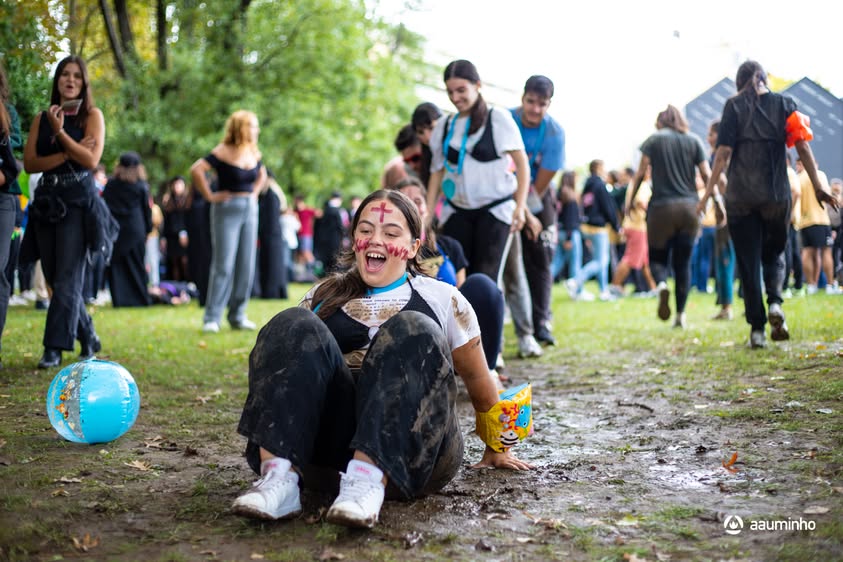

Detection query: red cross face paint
xmin=353 ymin=199 xmax=417 ymax=290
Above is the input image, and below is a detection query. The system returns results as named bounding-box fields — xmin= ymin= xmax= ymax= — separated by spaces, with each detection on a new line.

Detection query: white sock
xmin=260 ymin=457 xmax=296 ymax=483
xmin=346 ymin=459 xmax=384 ymax=484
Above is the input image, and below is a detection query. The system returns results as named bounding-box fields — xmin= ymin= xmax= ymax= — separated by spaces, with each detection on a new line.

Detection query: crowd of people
xmin=0 ymin=54 xmax=841 ymax=528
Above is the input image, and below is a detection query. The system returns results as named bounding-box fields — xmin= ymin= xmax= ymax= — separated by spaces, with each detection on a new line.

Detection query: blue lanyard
xmin=366 ymin=272 xmax=408 ymax=296
xmin=516 ymin=112 xmax=546 ymax=172
xmin=443 ymin=115 xmax=471 ymax=175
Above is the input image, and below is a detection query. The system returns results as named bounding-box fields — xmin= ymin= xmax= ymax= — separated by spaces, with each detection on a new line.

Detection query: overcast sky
xmin=371 ymin=0 xmax=843 ymax=170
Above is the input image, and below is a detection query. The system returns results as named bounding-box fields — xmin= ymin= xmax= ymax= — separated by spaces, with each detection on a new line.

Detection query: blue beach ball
xmin=46 ymin=360 xmax=141 ymax=444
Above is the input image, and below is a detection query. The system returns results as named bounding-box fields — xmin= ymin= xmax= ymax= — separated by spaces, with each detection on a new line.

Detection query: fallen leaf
xmin=615 ymin=515 xmax=639 ymax=527
xmin=623 ymin=553 xmax=648 ymax=562
xmin=249 ymin=554 xmax=264 ymax=560
xmin=318 ymin=548 xmax=345 ymax=560
xmin=515 ymin=537 xmax=534 ymax=544
xmin=71 ymin=533 xmax=100 ymax=553
xmin=0 ymin=438 xmax=6 ymax=448
xmin=196 ymin=396 xmax=210 ymax=404
xmin=486 ymin=512 xmax=507 ymax=520
xmin=124 ymin=460 xmax=152 ymax=472
xmin=722 ymin=452 xmax=739 ymax=473
xmin=816 ymin=344 xmax=827 ymax=350
xmin=614 ymin=536 xmax=626 ymax=545
xmin=51 ymin=488 xmax=70 ymax=497
xmin=803 ymin=506 xmax=830 ymax=515
xmin=816 ymin=408 xmax=833 ymax=415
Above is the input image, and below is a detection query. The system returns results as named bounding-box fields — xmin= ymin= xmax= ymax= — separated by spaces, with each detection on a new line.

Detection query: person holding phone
xmin=23 ymin=55 xmax=105 ymax=369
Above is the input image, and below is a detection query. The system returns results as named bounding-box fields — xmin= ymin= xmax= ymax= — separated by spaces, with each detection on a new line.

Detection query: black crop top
xmin=204 ymin=153 xmax=262 ymax=193
xmin=36 ymin=111 xmax=86 ymax=174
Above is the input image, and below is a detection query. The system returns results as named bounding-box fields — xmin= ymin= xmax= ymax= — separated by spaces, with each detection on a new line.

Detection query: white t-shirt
xmin=430 ymin=107 xmax=525 ymax=225
xmin=301 ymin=275 xmax=480 ymax=368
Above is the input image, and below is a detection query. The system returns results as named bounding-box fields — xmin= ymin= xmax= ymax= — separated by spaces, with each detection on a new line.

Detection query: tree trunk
xmin=99 ymin=0 xmax=126 ymax=77
xmin=156 ymin=0 xmax=168 ymax=71
xmin=114 ymin=0 xmax=136 ymax=62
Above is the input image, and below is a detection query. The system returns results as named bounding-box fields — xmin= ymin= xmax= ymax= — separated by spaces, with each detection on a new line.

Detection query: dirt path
xmin=3 ymin=340 xmax=841 ymax=561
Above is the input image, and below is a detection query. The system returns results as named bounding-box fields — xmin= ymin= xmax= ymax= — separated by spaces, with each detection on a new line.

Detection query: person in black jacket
xmin=103 ymin=152 xmax=152 ymax=307
xmin=565 ymin=160 xmax=620 ymax=301
xmin=313 ymin=192 xmax=347 ymax=276
xmin=161 ymin=175 xmax=191 ymax=281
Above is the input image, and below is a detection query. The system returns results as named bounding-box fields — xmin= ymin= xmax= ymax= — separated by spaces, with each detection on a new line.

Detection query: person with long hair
xmin=103 ymin=151 xmax=152 ymax=307
xmin=699 ymin=61 xmax=838 ymax=347
xmin=190 ymin=110 xmax=266 ymax=333
xmin=23 ymin=55 xmax=106 ymax=368
xmin=426 ymin=59 xmax=530 ymax=280
xmin=231 ymin=189 xmax=532 ymax=529
xmin=161 ymin=175 xmax=192 ymax=281
xmin=628 ymin=105 xmax=711 ymax=328
xmin=0 ymin=60 xmax=23 ymax=369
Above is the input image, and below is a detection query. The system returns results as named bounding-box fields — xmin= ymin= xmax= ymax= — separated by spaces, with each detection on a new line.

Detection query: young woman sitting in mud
xmin=232 ymin=189 xmax=533 ymax=529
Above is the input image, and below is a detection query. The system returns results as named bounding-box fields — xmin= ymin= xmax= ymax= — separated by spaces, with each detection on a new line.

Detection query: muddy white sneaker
xmin=657 ymin=282 xmax=671 ymax=321
xmin=749 ymin=330 xmax=767 ymax=349
xmin=768 ymin=303 xmax=789 ymax=341
xmin=517 ymin=334 xmax=543 ymax=358
xmin=232 ymin=459 xmax=301 ymax=520
xmin=231 ymin=318 xmax=257 ymax=330
xmin=326 ymin=460 xmax=385 ymax=529
xmin=673 ymin=312 xmax=687 ymax=329
xmin=202 ymin=321 xmax=220 ymax=333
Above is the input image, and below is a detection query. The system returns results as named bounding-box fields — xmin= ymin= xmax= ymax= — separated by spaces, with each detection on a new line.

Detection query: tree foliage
xmin=3 ymin=0 xmax=434 ymax=201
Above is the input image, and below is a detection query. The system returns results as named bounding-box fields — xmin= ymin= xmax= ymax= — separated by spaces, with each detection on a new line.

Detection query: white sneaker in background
xmin=8 ymin=294 xmax=28 ymax=306
xmin=517 ymin=334 xmax=543 ymax=358
xmin=232 ymin=458 xmax=301 ymax=520
xmin=826 ymin=283 xmax=842 ymax=295
xmin=576 ymin=289 xmax=596 ymax=302
xmin=20 ymin=290 xmax=36 ymax=302
xmin=657 ymin=281 xmax=671 ymax=321
xmin=599 ymin=290 xmax=617 ymax=302
xmin=326 ymin=460 xmax=385 ymax=529
xmin=806 ymin=284 xmax=818 ymax=295
xmin=231 ymin=318 xmax=257 ymax=330
xmin=202 ymin=321 xmax=220 ymax=333
xmin=565 ymin=278 xmax=578 ymax=299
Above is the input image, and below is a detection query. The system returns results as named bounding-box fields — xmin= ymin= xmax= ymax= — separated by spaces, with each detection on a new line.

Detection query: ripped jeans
xmin=237 ymin=307 xmax=464 ymax=500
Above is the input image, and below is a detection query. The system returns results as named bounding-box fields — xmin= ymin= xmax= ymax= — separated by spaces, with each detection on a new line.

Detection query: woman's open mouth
xmin=365 ymin=251 xmax=387 ymax=272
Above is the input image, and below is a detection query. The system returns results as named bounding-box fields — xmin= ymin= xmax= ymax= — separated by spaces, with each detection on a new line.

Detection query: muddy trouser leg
xmin=351 ymin=311 xmax=463 ymax=499
xmin=460 ymin=273 xmax=504 ymax=370
xmin=238 ymin=307 xmax=357 ymax=475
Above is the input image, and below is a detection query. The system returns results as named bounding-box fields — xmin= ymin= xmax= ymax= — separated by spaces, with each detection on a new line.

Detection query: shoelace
xmin=253 ymin=471 xmax=293 ymax=493
xmin=336 ymin=474 xmax=380 ymax=503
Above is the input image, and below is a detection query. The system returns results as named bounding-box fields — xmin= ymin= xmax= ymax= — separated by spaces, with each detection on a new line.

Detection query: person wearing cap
xmin=102 ymin=151 xmax=153 ymax=307
xmin=22 ymin=55 xmax=105 ymax=369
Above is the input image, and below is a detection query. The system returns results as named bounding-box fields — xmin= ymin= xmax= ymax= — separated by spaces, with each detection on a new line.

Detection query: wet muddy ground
xmin=2 ymin=324 xmax=842 ymax=561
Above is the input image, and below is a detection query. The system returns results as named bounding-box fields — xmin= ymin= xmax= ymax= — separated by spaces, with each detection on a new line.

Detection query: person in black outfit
xmin=161 ymin=175 xmax=192 ymax=281
xmin=103 ymin=152 xmax=152 ymax=307
xmin=23 ymin=55 xmax=106 ymax=368
xmin=255 ymin=175 xmax=288 ymax=298
xmin=313 ymin=192 xmax=347 ymax=276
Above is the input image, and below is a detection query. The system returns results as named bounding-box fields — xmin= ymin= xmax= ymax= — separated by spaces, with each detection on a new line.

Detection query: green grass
xmin=1 ymin=281 xmax=842 ymax=561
